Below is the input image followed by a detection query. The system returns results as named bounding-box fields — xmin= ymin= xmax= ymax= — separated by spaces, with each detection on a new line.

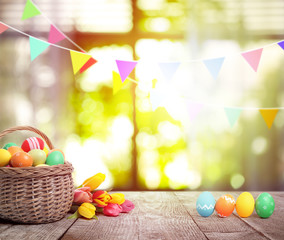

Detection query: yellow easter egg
xmin=43 ymin=147 xmax=49 ymax=156
xmin=0 ymin=149 xmax=12 ymax=167
xmin=36 ymin=164 xmax=49 ymax=167
xmin=236 ymin=192 xmax=255 ymax=218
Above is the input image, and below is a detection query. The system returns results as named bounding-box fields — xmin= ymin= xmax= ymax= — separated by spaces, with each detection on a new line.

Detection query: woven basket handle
xmin=0 ymin=126 xmax=55 ymax=150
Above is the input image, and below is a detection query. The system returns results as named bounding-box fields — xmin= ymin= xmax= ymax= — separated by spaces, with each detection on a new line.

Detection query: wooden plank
xmin=0 ymin=214 xmax=77 ymax=240
xmin=175 ymin=192 xmax=268 ymax=240
xmin=61 ymin=192 xmax=208 ymax=240
xmin=234 ymin=192 xmax=284 ymax=240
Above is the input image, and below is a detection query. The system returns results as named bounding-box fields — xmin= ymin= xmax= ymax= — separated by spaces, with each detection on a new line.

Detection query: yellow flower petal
xmin=78 ymin=203 xmax=96 ymax=219
xmin=83 ymin=173 xmax=106 ymax=191
xmin=109 ymin=193 xmax=125 ymax=205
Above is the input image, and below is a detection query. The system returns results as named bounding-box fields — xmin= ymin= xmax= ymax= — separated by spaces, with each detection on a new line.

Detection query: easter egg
xmin=10 ymin=152 xmax=33 ymax=167
xmin=236 ymin=192 xmax=255 ymax=218
xmin=43 ymin=147 xmax=49 ymax=156
xmin=21 ymin=137 xmax=44 ymax=152
xmin=46 ymin=151 xmax=64 ymax=166
xmin=36 ymin=164 xmax=49 ymax=167
xmin=0 ymin=149 xmax=12 ymax=167
xmin=48 ymin=149 xmax=65 ymax=159
xmin=196 ymin=191 xmax=216 ymax=217
xmin=8 ymin=146 xmax=24 ymax=156
xmin=255 ymin=192 xmax=275 ymax=218
xmin=29 ymin=149 xmax=46 ymax=166
xmin=3 ymin=142 xmax=17 ymax=150
xmin=215 ymin=194 xmax=235 ymax=217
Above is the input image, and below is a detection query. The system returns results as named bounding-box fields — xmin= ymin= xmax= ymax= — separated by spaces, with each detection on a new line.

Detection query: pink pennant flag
xmin=116 ymin=60 xmax=137 ymax=83
xmin=0 ymin=23 xmax=9 ymax=34
xmin=241 ymin=48 xmax=263 ymax=72
xmin=48 ymin=25 xmax=66 ymax=44
xmin=187 ymin=102 xmax=204 ymax=121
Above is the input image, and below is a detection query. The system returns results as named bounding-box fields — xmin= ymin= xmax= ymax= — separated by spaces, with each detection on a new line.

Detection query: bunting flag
xmin=150 ymin=90 xmax=165 ymax=111
xmin=70 ymin=51 xmax=92 ymax=75
xmin=0 ymin=23 xmax=9 ymax=34
xmin=224 ymin=108 xmax=242 ymax=127
xmin=48 ymin=25 xmax=66 ymax=44
xmin=80 ymin=57 xmax=97 ymax=74
xmin=158 ymin=62 xmax=180 ymax=83
xmin=29 ymin=37 xmax=50 ymax=61
xmin=278 ymin=41 xmax=284 ymax=51
xmin=203 ymin=57 xmax=225 ymax=80
xmin=187 ymin=102 xmax=204 ymax=121
xmin=241 ymin=48 xmax=263 ymax=72
xmin=259 ymin=109 xmax=279 ymax=129
xmin=22 ymin=0 xmax=41 ymax=20
xmin=113 ymin=71 xmax=130 ymax=95
xmin=116 ymin=60 xmax=137 ymax=83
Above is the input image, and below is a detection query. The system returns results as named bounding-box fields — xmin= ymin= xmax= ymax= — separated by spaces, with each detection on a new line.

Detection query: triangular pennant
xmin=158 ymin=62 xmax=180 ymax=83
xmin=80 ymin=57 xmax=97 ymax=74
xmin=0 ymin=23 xmax=9 ymax=34
xmin=48 ymin=25 xmax=66 ymax=44
xmin=187 ymin=102 xmax=204 ymax=121
xmin=150 ymin=90 xmax=165 ymax=111
xmin=278 ymin=41 xmax=284 ymax=51
xmin=224 ymin=108 xmax=242 ymax=127
xmin=113 ymin=71 xmax=129 ymax=95
xmin=70 ymin=51 xmax=92 ymax=75
xmin=203 ymin=57 xmax=225 ymax=80
xmin=259 ymin=109 xmax=279 ymax=129
xmin=116 ymin=60 xmax=137 ymax=83
xmin=241 ymin=48 xmax=263 ymax=72
xmin=29 ymin=37 xmax=50 ymax=61
xmin=22 ymin=0 xmax=41 ymax=20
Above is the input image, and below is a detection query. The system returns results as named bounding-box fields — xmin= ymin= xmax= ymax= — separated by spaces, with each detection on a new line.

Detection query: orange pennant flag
xmin=259 ymin=109 xmax=279 ymax=129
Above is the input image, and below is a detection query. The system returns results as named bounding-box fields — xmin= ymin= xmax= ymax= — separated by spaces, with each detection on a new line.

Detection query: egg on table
xmin=215 ymin=194 xmax=235 ymax=217
xmin=0 ymin=149 xmax=12 ymax=167
xmin=196 ymin=191 xmax=216 ymax=217
xmin=255 ymin=192 xmax=275 ymax=218
xmin=10 ymin=152 xmax=33 ymax=167
xmin=236 ymin=192 xmax=255 ymax=218
xmin=46 ymin=151 xmax=64 ymax=166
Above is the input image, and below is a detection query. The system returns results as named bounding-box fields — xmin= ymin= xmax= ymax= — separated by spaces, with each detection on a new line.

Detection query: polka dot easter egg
xmin=10 ymin=152 xmax=33 ymax=167
xmin=215 ymin=194 xmax=235 ymax=217
xmin=236 ymin=192 xmax=255 ymax=218
xmin=196 ymin=192 xmax=216 ymax=217
xmin=255 ymin=192 xmax=275 ymax=218
xmin=21 ymin=137 xmax=44 ymax=152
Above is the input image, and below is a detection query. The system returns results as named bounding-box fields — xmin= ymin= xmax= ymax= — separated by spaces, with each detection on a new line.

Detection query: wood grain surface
xmin=0 ymin=192 xmax=283 ymax=240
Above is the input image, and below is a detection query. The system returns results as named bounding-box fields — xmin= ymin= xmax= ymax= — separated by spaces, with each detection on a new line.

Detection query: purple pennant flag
xmin=158 ymin=62 xmax=181 ymax=83
xmin=278 ymin=40 xmax=284 ymax=51
xmin=116 ymin=60 xmax=138 ymax=83
xmin=187 ymin=102 xmax=204 ymax=121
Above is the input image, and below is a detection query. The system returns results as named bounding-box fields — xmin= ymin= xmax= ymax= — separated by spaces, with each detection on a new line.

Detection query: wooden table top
xmin=0 ymin=191 xmax=283 ymax=240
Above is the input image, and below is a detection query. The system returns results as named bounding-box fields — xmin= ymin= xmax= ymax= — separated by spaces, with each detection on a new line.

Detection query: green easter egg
xmin=3 ymin=142 xmax=17 ymax=150
xmin=255 ymin=192 xmax=275 ymax=218
xmin=29 ymin=149 xmax=47 ymax=166
xmin=46 ymin=151 xmax=64 ymax=166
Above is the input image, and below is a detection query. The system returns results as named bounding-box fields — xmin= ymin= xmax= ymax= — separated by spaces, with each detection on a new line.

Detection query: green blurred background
xmin=0 ymin=0 xmax=283 ymax=191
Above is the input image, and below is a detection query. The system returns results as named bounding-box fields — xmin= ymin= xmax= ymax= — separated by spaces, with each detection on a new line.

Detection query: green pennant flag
xmin=22 ymin=0 xmax=41 ymax=20
xmin=29 ymin=37 xmax=50 ymax=61
xmin=224 ymin=108 xmax=242 ymax=127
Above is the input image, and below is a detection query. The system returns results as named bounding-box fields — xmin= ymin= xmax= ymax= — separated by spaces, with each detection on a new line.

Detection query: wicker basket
xmin=0 ymin=126 xmax=74 ymax=224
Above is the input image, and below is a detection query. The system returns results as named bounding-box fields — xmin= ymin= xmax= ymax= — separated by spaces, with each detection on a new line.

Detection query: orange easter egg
xmin=215 ymin=194 xmax=235 ymax=217
xmin=48 ymin=149 xmax=65 ymax=159
xmin=8 ymin=146 xmax=24 ymax=156
xmin=10 ymin=152 xmax=33 ymax=167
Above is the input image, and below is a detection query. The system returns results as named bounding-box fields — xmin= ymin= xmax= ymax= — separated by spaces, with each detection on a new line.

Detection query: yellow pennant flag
xmin=259 ymin=109 xmax=279 ymax=129
xmin=113 ymin=71 xmax=130 ymax=95
xmin=70 ymin=51 xmax=92 ymax=75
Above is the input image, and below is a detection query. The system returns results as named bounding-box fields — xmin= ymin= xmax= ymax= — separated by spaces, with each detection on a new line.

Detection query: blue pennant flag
xmin=278 ymin=40 xmax=284 ymax=51
xmin=29 ymin=37 xmax=50 ymax=61
xmin=158 ymin=62 xmax=181 ymax=83
xmin=203 ymin=57 xmax=225 ymax=80
xmin=224 ymin=108 xmax=242 ymax=127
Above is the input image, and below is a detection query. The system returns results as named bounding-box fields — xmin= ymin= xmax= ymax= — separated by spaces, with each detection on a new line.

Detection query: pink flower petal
xmin=121 ymin=199 xmax=135 ymax=213
xmin=103 ymin=203 xmax=122 ymax=217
